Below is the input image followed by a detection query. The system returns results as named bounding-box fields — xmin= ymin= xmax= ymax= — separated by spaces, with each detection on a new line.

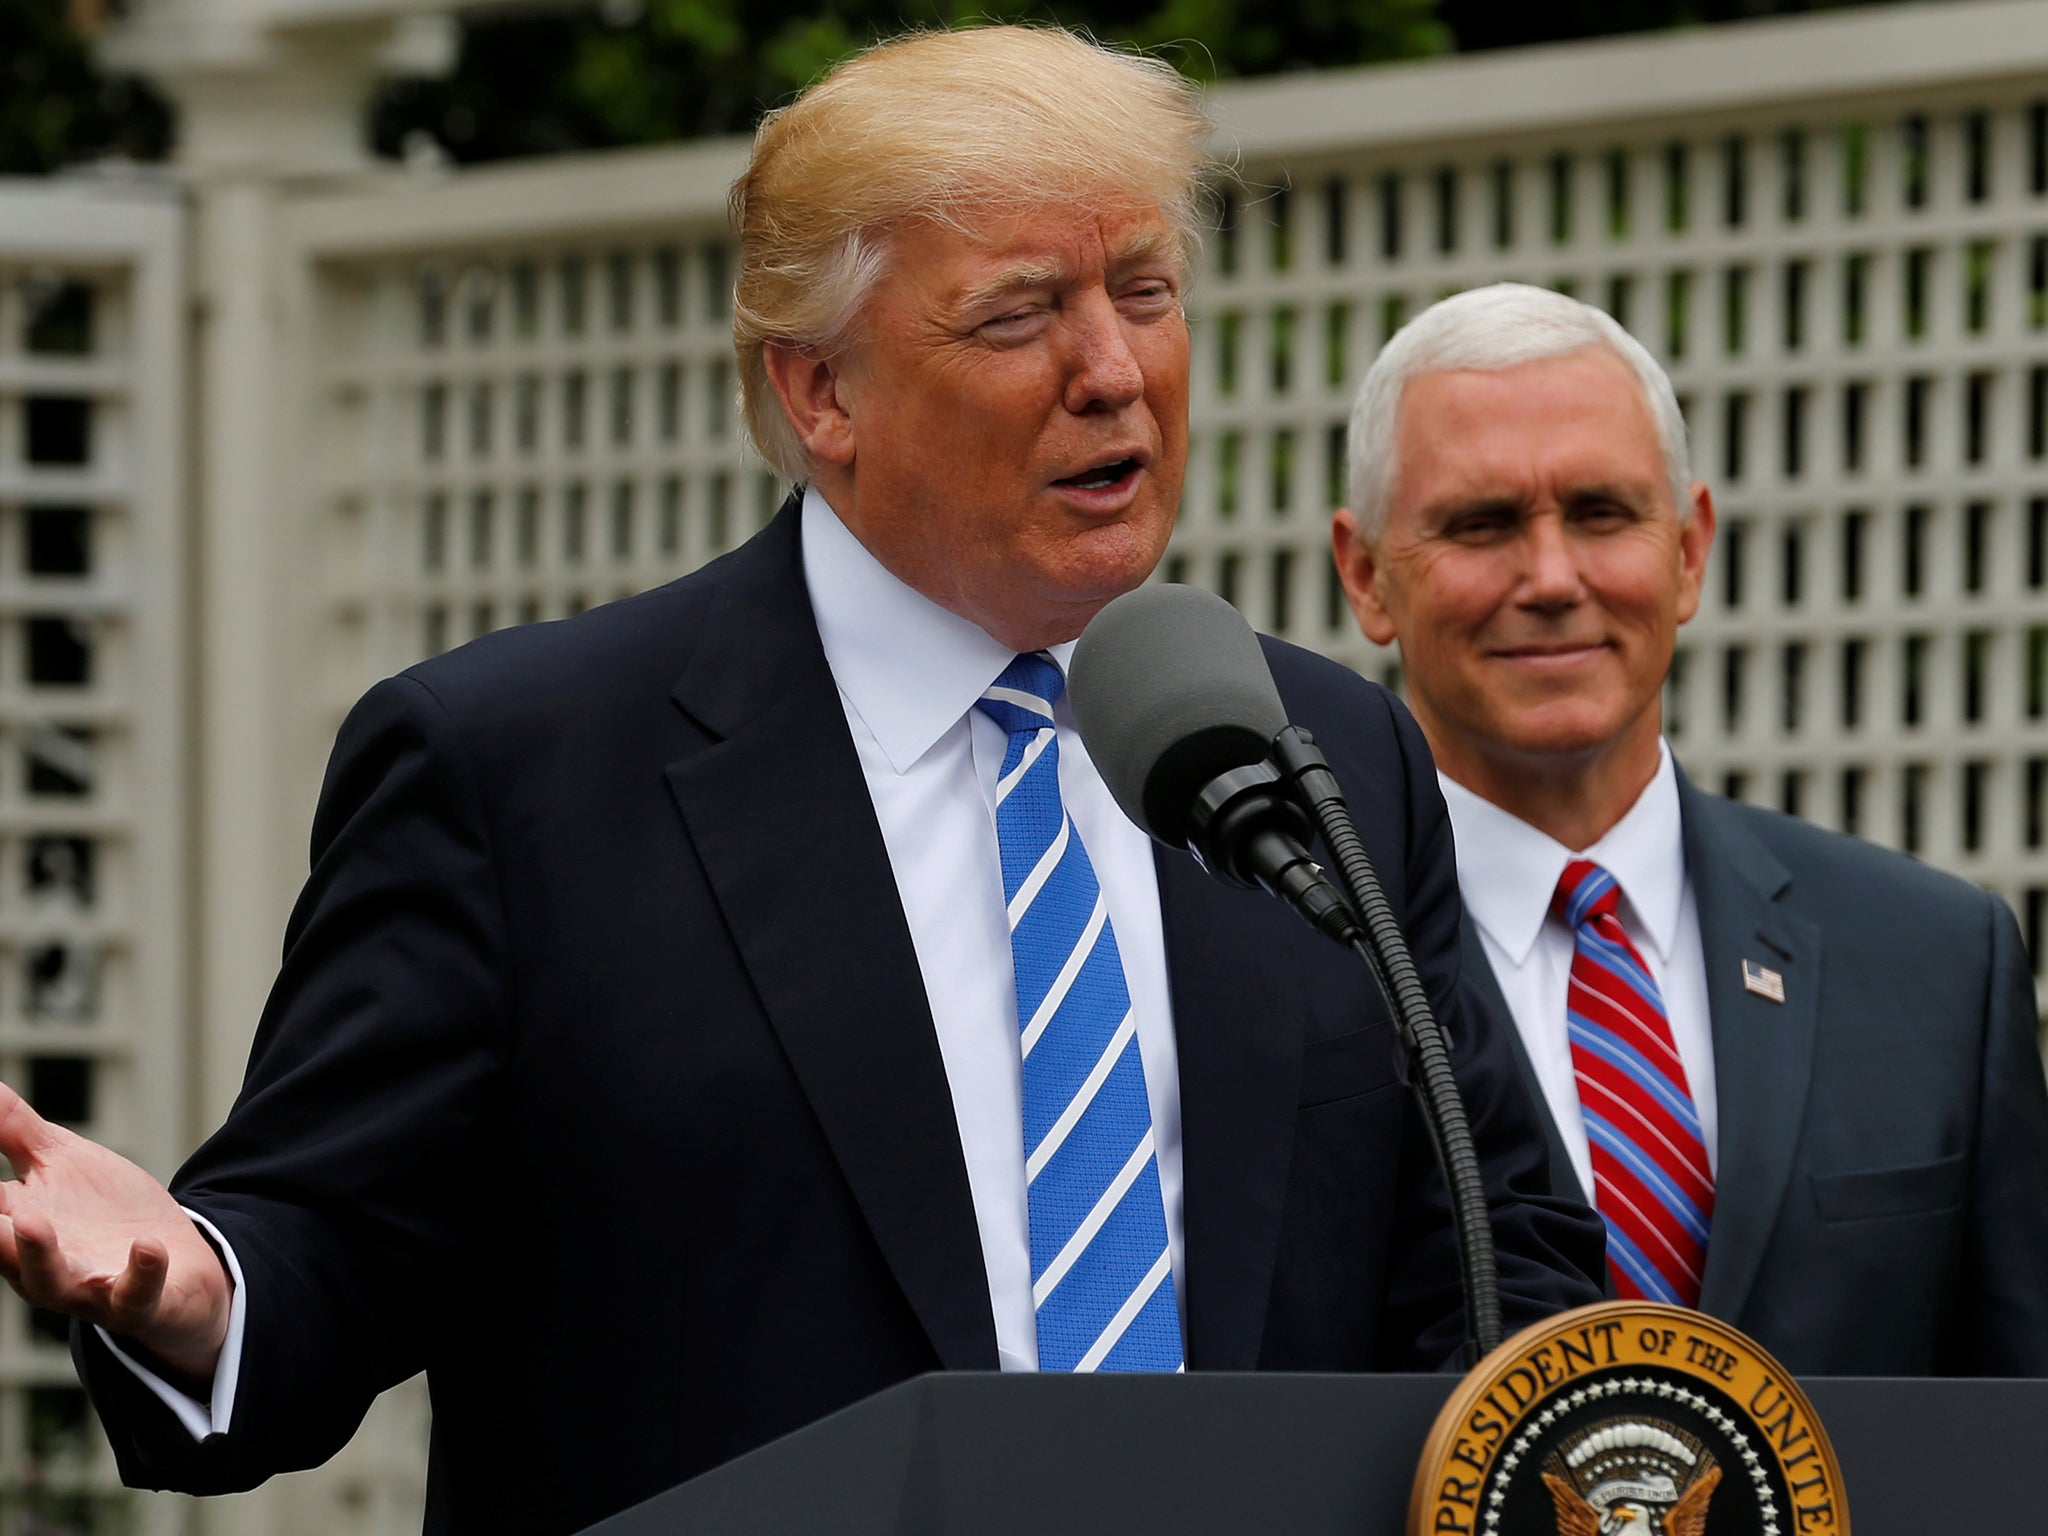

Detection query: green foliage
xmin=1440 ymin=0 xmax=1893 ymax=51
xmin=0 ymin=0 xmax=170 ymax=174
xmin=0 ymin=0 xmax=1924 ymax=172
xmin=371 ymin=0 xmax=1454 ymax=163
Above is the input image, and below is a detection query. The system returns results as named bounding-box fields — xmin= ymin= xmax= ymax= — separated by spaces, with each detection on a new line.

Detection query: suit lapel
xmin=1461 ymin=914 xmax=1586 ymax=1206
xmin=1682 ymin=776 xmax=1820 ymax=1322
xmin=1159 ymin=850 xmax=1307 ymax=1370
xmin=662 ymin=503 xmax=997 ymax=1370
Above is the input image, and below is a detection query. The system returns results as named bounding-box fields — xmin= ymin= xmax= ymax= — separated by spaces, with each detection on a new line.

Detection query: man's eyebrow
xmin=1107 ymin=228 xmax=1183 ymax=274
xmin=1419 ymin=481 xmax=1660 ymax=526
xmin=1562 ymin=480 xmax=1659 ymax=508
xmin=955 ymin=262 xmax=1072 ymax=317
xmin=952 ymin=231 xmax=1184 ymax=317
xmin=1423 ymin=493 xmax=1522 ymax=525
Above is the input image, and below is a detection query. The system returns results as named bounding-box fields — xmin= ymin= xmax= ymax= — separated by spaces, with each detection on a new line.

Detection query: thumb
xmin=0 ymin=1081 xmax=56 ymax=1172
xmin=107 ymin=1239 xmax=170 ymax=1333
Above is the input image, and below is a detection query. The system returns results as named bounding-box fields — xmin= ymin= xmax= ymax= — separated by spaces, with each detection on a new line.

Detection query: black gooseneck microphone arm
xmin=1176 ymin=729 xmax=1505 ymax=1367
xmin=1066 ymin=583 xmax=1504 ymax=1367
xmin=1268 ymin=727 xmax=1505 ymax=1367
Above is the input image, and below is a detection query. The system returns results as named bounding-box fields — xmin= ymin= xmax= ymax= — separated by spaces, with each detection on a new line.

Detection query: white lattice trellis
xmin=25 ymin=8 xmax=2025 ymax=1535
xmin=1182 ymin=89 xmax=2048 ymax=1006
xmin=0 ymin=181 xmax=187 ymax=1536
xmin=316 ymin=237 xmax=780 ymax=690
xmin=279 ymin=4 xmax=2048 ymax=1013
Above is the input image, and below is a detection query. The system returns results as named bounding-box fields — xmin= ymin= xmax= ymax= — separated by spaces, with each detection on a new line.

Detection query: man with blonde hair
xmin=1 ymin=36 xmax=1599 ymax=1534
xmin=1333 ymin=281 xmax=2048 ymax=1374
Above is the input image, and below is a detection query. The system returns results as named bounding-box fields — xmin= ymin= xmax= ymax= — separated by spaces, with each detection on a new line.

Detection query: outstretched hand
xmin=0 ymin=1080 xmax=230 ymax=1390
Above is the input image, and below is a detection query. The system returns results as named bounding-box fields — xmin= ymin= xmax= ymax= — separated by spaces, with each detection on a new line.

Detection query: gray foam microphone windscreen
xmin=1068 ymin=584 xmax=1289 ymax=848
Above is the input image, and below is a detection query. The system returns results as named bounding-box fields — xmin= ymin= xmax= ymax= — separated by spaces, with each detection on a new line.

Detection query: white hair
xmin=1344 ymin=283 xmax=1692 ymax=539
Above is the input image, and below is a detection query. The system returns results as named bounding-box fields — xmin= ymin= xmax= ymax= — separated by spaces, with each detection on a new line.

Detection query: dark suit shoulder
xmin=1257 ymin=635 xmax=1441 ymax=804
xmin=344 ymin=513 xmax=812 ymax=788
xmin=297 ymin=551 xmax=779 ymax=840
xmin=398 ymin=564 xmax=727 ymax=723
xmin=1258 ymin=633 xmax=1387 ymax=704
xmin=1692 ymin=788 xmax=1998 ymax=926
xmin=1255 ymin=635 xmax=1409 ymax=748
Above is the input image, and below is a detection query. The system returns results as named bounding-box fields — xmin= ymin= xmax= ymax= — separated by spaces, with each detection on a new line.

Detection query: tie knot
xmin=1552 ymin=858 xmax=1622 ymax=928
xmin=977 ymin=652 xmax=1065 ymax=737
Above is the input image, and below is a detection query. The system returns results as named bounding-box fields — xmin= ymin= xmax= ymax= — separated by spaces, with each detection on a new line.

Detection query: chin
xmin=1056 ymin=534 xmax=1170 ymax=598
xmin=1491 ymin=715 xmax=1635 ymax=762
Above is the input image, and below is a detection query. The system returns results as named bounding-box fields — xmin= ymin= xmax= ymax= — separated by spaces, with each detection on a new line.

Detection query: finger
xmin=9 ymin=1203 xmax=72 ymax=1308
xmin=0 ymin=1191 xmax=31 ymax=1287
xmin=0 ymin=1080 xmax=56 ymax=1171
xmin=106 ymin=1239 xmax=168 ymax=1332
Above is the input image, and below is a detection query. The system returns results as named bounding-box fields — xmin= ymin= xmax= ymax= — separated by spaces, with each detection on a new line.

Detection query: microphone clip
xmin=1187 ymin=761 xmax=1361 ymax=947
xmin=1266 ymin=724 xmax=1349 ymax=818
xmin=1185 ymin=761 xmax=1311 ymax=890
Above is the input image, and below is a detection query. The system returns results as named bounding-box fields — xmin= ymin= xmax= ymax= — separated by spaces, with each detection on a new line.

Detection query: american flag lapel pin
xmin=1742 ymin=959 xmax=1786 ymax=1003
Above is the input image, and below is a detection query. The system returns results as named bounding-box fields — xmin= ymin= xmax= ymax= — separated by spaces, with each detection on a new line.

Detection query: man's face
xmin=1333 ymin=347 xmax=1713 ymax=791
xmin=815 ymin=199 xmax=1189 ymax=650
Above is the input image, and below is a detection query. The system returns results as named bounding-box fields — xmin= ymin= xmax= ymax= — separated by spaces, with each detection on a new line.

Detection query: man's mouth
xmin=1494 ymin=641 xmax=1607 ymax=662
xmin=1054 ymin=456 xmax=1142 ymax=491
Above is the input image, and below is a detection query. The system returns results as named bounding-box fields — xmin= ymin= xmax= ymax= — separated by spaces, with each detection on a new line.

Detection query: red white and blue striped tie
xmin=1554 ymin=859 xmax=1714 ymax=1307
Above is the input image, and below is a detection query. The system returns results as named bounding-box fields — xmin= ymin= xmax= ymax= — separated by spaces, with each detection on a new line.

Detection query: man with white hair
xmin=0 ymin=34 xmax=1601 ymax=1536
xmin=1333 ymin=281 xmax=2048 ymax=1375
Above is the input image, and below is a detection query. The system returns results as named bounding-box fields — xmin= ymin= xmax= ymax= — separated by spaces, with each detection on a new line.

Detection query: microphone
xmin=1067 ymin=585 xmax=1359 ymax=946
xmin=1069 ymin=582 xmax=1504 ymax=1364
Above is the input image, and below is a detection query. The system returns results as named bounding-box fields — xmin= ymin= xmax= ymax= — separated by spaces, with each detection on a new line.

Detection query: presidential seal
xmin=1540 ymin=1418 xmax=1721 ymax=1534
xmin=1409 ymin=1302 xmax=1846 ymax=1536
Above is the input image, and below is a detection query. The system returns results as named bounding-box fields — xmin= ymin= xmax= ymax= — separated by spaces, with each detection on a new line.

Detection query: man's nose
xmin=1518 ymin=512 xmax=1583 ymax=607
xmin=1060 ymin=292 xmax=1144 ymax=414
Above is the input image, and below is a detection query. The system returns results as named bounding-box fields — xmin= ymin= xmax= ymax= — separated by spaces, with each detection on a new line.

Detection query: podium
xmin=578 ymin=1371 xmax=2048 ymax=1534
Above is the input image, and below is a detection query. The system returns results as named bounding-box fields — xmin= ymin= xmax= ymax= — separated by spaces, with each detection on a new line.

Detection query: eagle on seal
xmin=1543 ymin=1463 xmax=1723 ymax=1535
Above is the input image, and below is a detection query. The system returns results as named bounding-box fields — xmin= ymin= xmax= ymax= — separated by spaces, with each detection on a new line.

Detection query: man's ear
xmin=1331 ymin=507 xmax=1400 ymax=647
xmin=762 ymin=343 xmax=857 ymax=469
xmin=1673 ymin=480 xmax=1716 ymax=626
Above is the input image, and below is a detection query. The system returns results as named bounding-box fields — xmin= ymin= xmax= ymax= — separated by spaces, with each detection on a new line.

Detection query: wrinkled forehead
xmin=1398 ymin=344 xmax=1645 ymax=424
xmin=1392 ymin=351 xmax=1665 ymax=476
xmin=892 ymin=190 xmax=1186 ymax=273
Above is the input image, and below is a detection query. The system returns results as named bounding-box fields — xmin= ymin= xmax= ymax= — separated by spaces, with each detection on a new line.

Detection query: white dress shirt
xmin=801 ymin=488 xmax=1183 ymax=1372
xmin=1438 ymin=743 xmax=1717 ymax=1200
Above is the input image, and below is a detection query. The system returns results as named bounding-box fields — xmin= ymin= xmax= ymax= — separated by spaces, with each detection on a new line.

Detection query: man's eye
xmin=1443 ymin=514 xmax=1513 ymax=542
xmin=1118 ymin=283 xmax=1177 ymax=312
xmin=980 ymin=308 xmax=1047 ymax=340
xmin=1576 ymin=503 xmax=1636 ymax=528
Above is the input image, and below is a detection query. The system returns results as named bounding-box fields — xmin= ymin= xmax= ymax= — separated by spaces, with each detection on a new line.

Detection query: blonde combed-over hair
xmin=730 ymin=26 xmax=1215 ymax=482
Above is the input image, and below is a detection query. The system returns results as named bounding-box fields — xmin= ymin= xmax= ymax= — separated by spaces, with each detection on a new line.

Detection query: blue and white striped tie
xmin=977 ymin=652 xmax=1183 ymax=1373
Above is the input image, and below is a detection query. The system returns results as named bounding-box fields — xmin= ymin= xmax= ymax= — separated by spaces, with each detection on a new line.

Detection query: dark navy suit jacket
xmin=1462 ymin=773 xmax=2048 ymax=1376
xmin=78 ymin=504 xmax=1603 ymax=1534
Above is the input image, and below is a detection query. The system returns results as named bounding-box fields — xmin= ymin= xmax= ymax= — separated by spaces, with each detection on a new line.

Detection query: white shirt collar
xmin=801 ymin=486 xmax=1074 ymax=774
xmin=1439 ymin=740 xmax=1686 ymax=967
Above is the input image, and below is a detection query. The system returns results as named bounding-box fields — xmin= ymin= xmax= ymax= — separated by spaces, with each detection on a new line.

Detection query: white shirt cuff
xmin=93 ymin=1206 xmax=245 ymax=1441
